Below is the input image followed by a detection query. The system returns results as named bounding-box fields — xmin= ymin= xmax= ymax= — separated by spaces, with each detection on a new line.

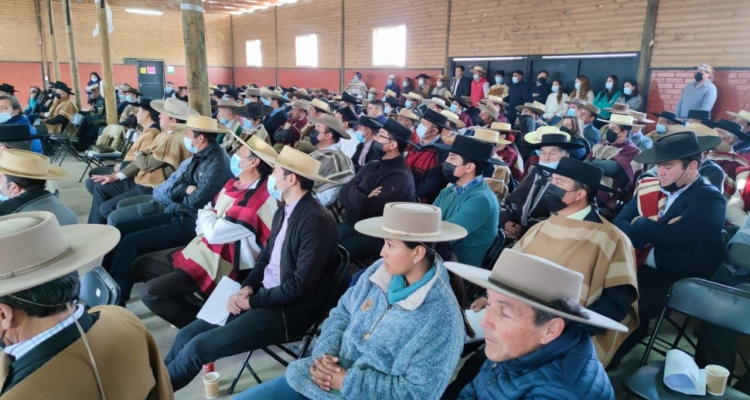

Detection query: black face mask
xmin=605 ymin=129 xmax=619 ymax=144
xmin=442 ymin=162 xmax=460 ymax=183
xmin=310 ymin=132 xmax=321 ymax=146
xmin=538 ymin=77 xmax=547 ymax=85
xmin=661 ymin=167 xmax=688 ymax=193
xmin=695 ymin=72 xmax=704 ymax=83
xmin=372 ymin=140 xmax=386 ymax=157
xmin=541 ymin=184 xmax=569 ymax=213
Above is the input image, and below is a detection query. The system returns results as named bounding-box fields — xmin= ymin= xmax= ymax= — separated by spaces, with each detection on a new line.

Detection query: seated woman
xmin=235 ymin=202 xmax=474 ymax=400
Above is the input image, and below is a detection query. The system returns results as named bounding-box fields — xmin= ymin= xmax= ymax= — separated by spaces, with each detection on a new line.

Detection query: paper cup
xmin=706 ymin=364 xmax=730 ymax=396
xmin=203 ymin=371 xmax=221 ymax=399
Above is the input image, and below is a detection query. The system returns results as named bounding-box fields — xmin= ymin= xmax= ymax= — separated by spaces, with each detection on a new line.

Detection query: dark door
xmin=530 ymin=59 xmax=580 ymax=97
xmin=487 ymin=59 xmax=530 ymax=85
xmin=137 ymin=59 xmax=165 ymax=100
xmin=579 ymin=57 xmax=639 ymax=96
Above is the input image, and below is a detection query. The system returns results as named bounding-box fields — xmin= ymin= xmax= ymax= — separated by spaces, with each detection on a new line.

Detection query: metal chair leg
xmin=227 ymin=350 xmax=254 ymax=395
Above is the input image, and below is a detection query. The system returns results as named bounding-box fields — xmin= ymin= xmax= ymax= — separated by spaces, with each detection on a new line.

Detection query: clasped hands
xmin=226 ymin=286 xmax=253 ymax=315
xmin=310 ymin=354 xmax=346 ymax=391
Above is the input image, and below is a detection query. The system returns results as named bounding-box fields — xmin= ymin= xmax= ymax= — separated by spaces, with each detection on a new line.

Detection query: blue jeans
xmin=233 ymin=375 xmax=310 ymax=400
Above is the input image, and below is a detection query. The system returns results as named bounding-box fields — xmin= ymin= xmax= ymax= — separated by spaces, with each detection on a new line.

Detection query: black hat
xmin=421 ymin=108 xmax=449 ymax=130
xmin=634 ymin=131 xmax=721 ymax=164
xmin=52 ymin=81 xmax=75 ymax=95
xmin=235 ymin=102 xmax=272 ymax=119
xmin=415 ymin=73 xmax=430 ymax=80
xmin=452 ymin=96 xmax=472 ymax=110
xmin=443 ymin=135 xmax=504 ymax=165
xmin=336 ymin=106 xmax=358 ymax=125
xmin=536 ymin=157 xmax=616 ymax=193
xmin=684 ymin=109 xmax=710 ymax=121
xmin=0 ymin=83 xmax=17 ymax=94
xmin=212 ymin=89 xmax=225 ymax=98
xmin=651 ymin=111 xmax=681 ymax=124
xmin=178 ymin=86 xmax=187 ymax=90
xmin=133 ymin=98 xmax=157 ymax=113
xmin=341 ymin=92 xmax=361 ymax=104
xmin=526 ymin=133 xmax=587 ymax=151
xmin=381 ymin=118 xmax=420 ymax=148
xmin=384 ymin=96 xmax=399 ymax=107
xmin=224 ymin=87 xmax=240 ymax=100
xmin=0 ymin=124 xmax=36 ymax=143
xmin=494 ymin=70 xmax=506 ymax=76
xmin=705 ymin=119 xmax=750 ymax=141
xmin=357 ymin=115 xmax=382 ymax=129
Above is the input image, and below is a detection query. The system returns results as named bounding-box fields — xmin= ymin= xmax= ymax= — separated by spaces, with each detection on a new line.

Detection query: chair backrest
xmin=307 ymin=246 xmax=351 ymax=335
xmin=481 ymin=229 xmax=505 ymax=271
xmin=79 ymin=266 xmax=121 ymax=308
xmin=666 ymin=278 xmax=750 ymax=337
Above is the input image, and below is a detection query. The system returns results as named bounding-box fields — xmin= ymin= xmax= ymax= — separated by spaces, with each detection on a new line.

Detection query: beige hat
xmin=151 ymin=98 xmax=199 ymax=120
xmin=89 ymin=83 xmax=100 ymax=91
xmin=308 ymin=113 xmax=351 ymax=139
xmin=471 ymin=66 xmax=486 ymax=74
xmin=490 ymin=122 xmax=519 ymax=133
xmin=667 ymin=123 xmax=731 ymax=153
xmin=727 ymin=110 xmax=750 ymax=123
xmin=265 ymin=89 xmax=288 ymax=103
xmin=211 ymin=98 xmax=241 ymax=110
xmin=564 ymin=98 xmax=588 ymax=107
xmin=0 ymin=211 xmax=120 ymax=296
xmin=446 ymin=249 xmax=628 ymax=332
xmin=0 ymin=149 xmax=68 ymax=180
xmin=436 ymin=74 xmax=447 ymax=81
xmin=423 ymin=97 xmax=450 ymax=110
xmin=368 ymin=87 xmax=380 ymax=94
xmin=397 ymin=108 xmax=420 ymax=122
xmin=597 ymin=113 xmax=638 ymax=127
xmin=523 ymin=126 xmax=571 ymax=144
xmin=291 ymin=100 xmax=310 ymax=111
xmin=480 ymin=95 xmax=509 ymax=107
xmin=293 ymin=88 xmax=312 ymax=100
xmin=440 ymin=110 xmax=465 ymax=129
xmin=696 ymin=63 xmax=715 ymax=74
xmin=308 ymin=98 xmax=333 ymax=115
xmin=479 ymin=104 xmax=500 ymax=122
xmin=604 ymin=103 xmax=630 ymax=115
xmin=354 ymin=202 xmax=468 ymax=243
xmin=245 ymin=88 xmax=261 ymax=98
xmin=271 ymin=146 xmax=335 ymax=183
xmin=384 ymin=89 xmax=397 ymax=99
xmin=628 ymin=110 xmax=655 ymax=124
xmin=516 ymin=101 xmax=546 ymax=115
xmin=183 ymin=115 xmax=231 ymax=135
xmin=118 ymin=83 xmax=140 ymax=94
xmin=474 ymin=128 xmax=511 ymax=145
xmin=229 ymin=133 xmax=279 ymax=166
xmin=402 ymin=91 xmax=424 ymax=101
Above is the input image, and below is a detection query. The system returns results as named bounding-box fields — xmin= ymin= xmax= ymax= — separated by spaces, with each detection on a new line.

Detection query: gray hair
xmin=0 ymin=95 xmax=22 ymax=112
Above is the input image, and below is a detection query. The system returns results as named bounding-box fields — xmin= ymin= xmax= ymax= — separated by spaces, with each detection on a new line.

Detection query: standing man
xmin=415 ymin=74 xmax=433 ymax=97
xmin=345 ymin=71 xmax=368 ymax=100
xmin=507 ymin=70 xmax=530 ymax=124
xmin=676 ymin=63 xmax=718 ymax=119
xmin=383 ymin=74 xmax=401 ymax=99
xmin=488 ymin=70 xmax=509 ymax=99
xmin=530 ymin=69 xmax=552 ymax=103
xmin=451 ymin=65 xmax=472 ymax=99
xmin=470 ymin=66 xmax=490 ymax=106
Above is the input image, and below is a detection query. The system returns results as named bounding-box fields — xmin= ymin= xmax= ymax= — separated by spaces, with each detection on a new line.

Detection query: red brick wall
xmin=234 ymin=68 xmax=277 ymax=87
xmin=279 ymin=69 xmax=340 ymax=92
xmin=0 ymin=62 xmax=46 ymax=103
xmin=646 ymin=69 xmax=750 ymax=130
xmin=344 ymin=69 xmax=444 ymax=94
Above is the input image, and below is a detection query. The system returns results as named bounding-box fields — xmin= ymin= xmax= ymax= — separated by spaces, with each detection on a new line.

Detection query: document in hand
xmin=663 ymin=349 xmax=706 ymax=396
xmin=196 ymin=277 xmax=241 ymax=326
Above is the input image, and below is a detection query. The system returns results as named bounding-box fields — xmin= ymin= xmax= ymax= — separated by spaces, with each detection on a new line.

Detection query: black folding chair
xmin=78 ymin=266 xmax=121 ymax=308
xmin=226 ymin=246 xmax=351 ymax=394
xmin=623 ymin=278 xmax=750 ymax=399
xmin=466 ymin=229 xmax=505 ymax=302
xmin=78 ymin=127 xmax=136 ymax=182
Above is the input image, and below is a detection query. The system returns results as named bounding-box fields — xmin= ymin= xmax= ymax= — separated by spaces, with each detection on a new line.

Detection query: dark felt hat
xmin=384 ymin=96 xmax=399 ymax=107
xmin=0 ymin=124 xmax=36 ymax=143
xmin=415 ymin=73 xmax=430 ymax=80
xmin=223 ymin=87 xmax=240 ymax=100
xmin=381 ymin=118 xmax=420 ymax=149
xmin=341 ymin=92 xmax=361 ymax=104
xmin=133 ymin=98 xmax=157 ymax=113
xmin=525 ymin=133 xmax=587 ymax=151
xmin=336 ymin=106 xmax=358 ymax=125
xmin=635 ymin=131 xmax=721 ymax=164
xmin=536 ymin=157 xmax=616 ymax=193
xmin=651 ymin=111 xmax=681 ymax=124
xmin=705 ymin=119 xmax=750 ymax=141
xmin=235 ymin=102 xmax=272 ymax=119
xmin=52 ymin=81 xmax=75 ymax=95
xmin=440 ymin=135 xmax=504 ymax=165
xmin=357 ymin=115 xmax=382 ymax=129
xmin=0 ymin=83 xmax=17 ymax=94
xmin=683 ymin=109 xmax=711 ymax=121
xmin=421 ymin=108 xmax=449 ymax=130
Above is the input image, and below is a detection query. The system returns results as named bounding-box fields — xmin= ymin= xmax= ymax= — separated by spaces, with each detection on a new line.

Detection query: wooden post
xmin=97 ymin=0 xmax=118 ymax=125
xmin=181 ymin=0 xmax=211 ymax=116
xmin=339 ymin=0 xmax=345 ymax=92
xmin=273 ymin=6 xmax=279 ymax=87
xmin=46 ymin=0 xmax=61 ymax=82
xmin=62 ymin=0 xmax=82 ymax=111
xmin=443 ymin=0 xmax=453 ymax=77
xmin=637 ymin=0 xmax=660 ymax=92
xmin=34 ymin=0 xmax=50 ymax=89
xmin=230 ymin=15 xmax=236 ymax=86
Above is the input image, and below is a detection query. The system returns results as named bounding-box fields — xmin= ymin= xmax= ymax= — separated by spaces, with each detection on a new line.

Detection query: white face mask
xmin=0 ymin=113 xmax=11 ymax=124
xmin=436 ymin=81 xmax=444 ymax=88
xmin=419 ymin=79 xmax=425 ymax=85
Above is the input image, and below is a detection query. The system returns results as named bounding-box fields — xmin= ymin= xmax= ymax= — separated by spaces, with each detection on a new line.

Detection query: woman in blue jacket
xmin=593 ymin=75 xmax=622 ymax=120
xmin=235 ymin=202 xmax=473 ymax=400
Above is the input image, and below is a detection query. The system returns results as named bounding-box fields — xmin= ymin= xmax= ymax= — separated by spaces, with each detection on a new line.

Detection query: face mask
xmin=0 ymin=183 xmax=11 ymax=202
xmin=495 ymin=77 xmax=503 ymax=85
xmin=450 ymin=104 xmax=458 ymax=113
xmin=662 ymin=167 xmax=688 ymax=193
xmin=125 ymin=95 xmax=133 ymax=103
xmin=695 ymin=72 xmax=704 ymax=82
xmin=436 ymin=81 xmax=443 ymax=88
xmin=623 ymin=87 xmax=632 ymax=96
xmin=0 ymin=113 xmax=11 ymax=124
xmin=243 ymin=118 xmax=255 ymax=130
xmin=541 ymin=184 xmax=569 ymax=213
xmin=473 ymin=74 xmax=479 ymax=81
xmin=282 ymin=93 xmax=290 ymax=100
xmin=605 ymin=129 xmax=619 ymax=143
xmin=118 ymin=94 xmax=125 ymax=101
xmin=416 ymin=124 xmax=429 ymax=138
xmin=230 ymin=154 xmax=244 ymax=177
xmin=656 ymin=123 xmax=667 ymax=134
xmin=442 ymin=162 xmax=461 ymax=183
xmin=538 ymin=77 xmax=547 ymax=84
xmin=405 ymin=100 xmax=413 ymax=108
xmin=605 ymin=82 xmax=614 ymax=90
xmin=567 ymin=108 xmax=576 ymax=117
xmin=353 ymin=76 xmax=360 ymax=82
xmin=261 ymin=97 xmax=271 ymax=106
xmin=91 ymin=77 xmax=98 ymax=83
xmin=166 ymin=87 xmax=174 ymax=94
xmin=538 ymin=160 xmax=559 ymax=169
xmin=220 ymin=117 xmax=228 ymax=125
xmin=402 ymin=81 xmax=408 ymax=87
xmin=418 ymin=79 xmax=425 ymax=86
xmin=266 ymin=176 xmax=286 ymax=201
xmin=575 ymin=82 xmax=581 ymax=90
xmin=551 ymin=85 xmax=559 ymax=93
xmin=512 ymin=76 xmax=519 ymax=84
xmin=372 ymin=140 xmax=386 ymax=155
xmin=367 ymin=93 xmax=374 ymax=100
xmin=183 ymin=137 xmax=198 ymax=153
xmin=244 ymin=98 xmax=252 ymax=105
xmin=310 ymin=132 xmax=321 ymax=146
xmin=387 ymin=79 xmax=393 ymax=86
xmin=384 ymin=105 xmax=391 ymax=114
xmin=355 ymin=131 xmax=365 ymax=143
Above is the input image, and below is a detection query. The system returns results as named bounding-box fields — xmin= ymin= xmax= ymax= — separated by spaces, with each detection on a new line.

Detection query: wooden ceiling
xmin=73 ymin=0 xmax=297 ymax=15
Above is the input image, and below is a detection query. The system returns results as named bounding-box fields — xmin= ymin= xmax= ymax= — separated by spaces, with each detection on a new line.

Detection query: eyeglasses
xmin=376 ymin=134 xmax=393 ymax=142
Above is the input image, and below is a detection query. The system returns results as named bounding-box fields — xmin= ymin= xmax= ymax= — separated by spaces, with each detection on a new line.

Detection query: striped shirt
xmin=5 ymin=304 xmax=85 ymax=360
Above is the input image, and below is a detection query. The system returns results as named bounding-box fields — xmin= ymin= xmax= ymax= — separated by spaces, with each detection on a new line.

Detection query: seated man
xmin=351 ymin=116 xmax=381 ymax=174
xmin=447 ymin=249 xmax=623 ymax=399
xmin=136 ymin=136 xmax=279 ymax=328
xmin=0 ymin=96 xmax=42 ymax=153
xmin=627 ymin=111 xmax=654 ymax=152
xmin=338 ymin=118 xmax=416 ymax=261
xmin=0 ymin=123 xmax=37 ymax=154
xmin=273 ymin=100 xmax=310 ymax=153
xmin=0 ymin=149 xmax=77 ymax=225
xmin=212 ymin=99 xmax=243 ymax=150
xmin=306 ymin=113 xmax=356 ymax=206
xmin=516 ymin=101 xmax=548 ymax=129
xmin=434 ymin=135 xmax=500 ymax=267
xmin=0 ymin=212 xmax=172 ymax=399
xmin=117 ymin=83 xmax=142 ymax=128
xmin=40 ymin=81 xmax=77 ymax=135
xmin=472 ymin=128 xmax=512 ymax=203
xmin=705 ymin=119 xmax=750 ymax=194
xmin=104 ymin=116 xmax=233 ymax=305
xmin=334 ymin=106 xmax=359 ymax=158
xmin=645 ymin=110 xmax=681 ymax=142
xmin=491 ymin=122 xmax=524 ymax=181
xmin=405 ymin=108 xmax=450 ymax=203
xmin=163 ymin=146 xmax=339 ymax=392
xmin=232 ymin=101 xmax=272 ymax=151
xmin=610 ymin=131 xmax=726 ymax=368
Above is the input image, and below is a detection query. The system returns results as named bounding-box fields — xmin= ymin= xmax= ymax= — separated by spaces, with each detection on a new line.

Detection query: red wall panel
xmin=234 ymin=68 xmax=277 ymax=87
xmin=278 ymin=69 xmax=340 ymax=92
xmin=0 ymin=62 xmax=46 ymax=105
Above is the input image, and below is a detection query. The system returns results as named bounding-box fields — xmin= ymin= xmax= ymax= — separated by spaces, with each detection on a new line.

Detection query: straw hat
xmin=293 ymin=89 xmax=312 ymax=101
xmin=523 ymin=126 xmax=571 ymax=144
xmin=480 ymin=95 xmax=509 ymax=107
xmin=473 ymin=128 xmax=511 ymax=145
xmin=471 ymin=66 xmax=486 ymax=74
xmin=151 ymin=98 xmax=200 ymax=120
xmin=270 ymin=146 xmax=334 ymax=183
xmin=308 ymin=98 xmax=333 ymax=115
xmin=211 ymin=98 xmax=241 ymax=110
xmin=597 ymin=114 xmax=638 ymax=127
xmin=0 ymin=211 xmax=120 ymax=296
xmin=308 ymin=113 xmax=351 ymax=139
xmin=667 ymin=123 xmax=731 ymax=153
xmin=384 ymin=89 xmax=397 ymax=99
xmin=516 ymin=101 xmax=546 ymax=115
xmin=354 ymin=203 xmax=468 ymax=243
xmin=696 ymin=63 xmax=714 ymax=75
xmin=228 ymin=133 xmax=279 ymax=166
xmin=727 ymin=110 xmax=750 ymax=124
xmin=291 ymin=100 xmax=310 ymax=111
xmin=183 ymin=115 xmax=231 ymax=135
xmin=440 ymin=110 xmax=465 ymax=129
xmin=604 ymin=103 xmax=630 ymax=115
xmin=628 ymin=110 xmax=655 ymax=124
xmin=368 ymin=87 xmax=380 ymax=94
xmin=491 ymin=122 xmax=520 ymax=133
xmin=564 ymin=98 xmax=587 ymax=107
xmin=423 ymin=97 xmax=450 ymax=110
xmin=479 ymin=105 xmax=500 ymax=122
xmin=397 ymin=108 xmax=420 ymax=122
xmin=0 ymin=149 xmax=68 ymax=180
xmin=446 ymin=249 xmax=628 ymax=332
xmin=401 ymin=92 xmax=424 ymax=102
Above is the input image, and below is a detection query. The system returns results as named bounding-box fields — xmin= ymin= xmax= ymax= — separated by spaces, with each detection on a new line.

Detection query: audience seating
xmin=466 ymin=228 xmax=505 ymax=302
xmin=79 ymin=266 xmax=121 ymax=308
xmin=78 ymin=126 xmax=134 ymax=182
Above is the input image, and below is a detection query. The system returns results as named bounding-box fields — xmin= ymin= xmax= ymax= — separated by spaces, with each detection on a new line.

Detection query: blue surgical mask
xmin=355 ymin=131 xmax=365 ymax=143
xmin=605 ymin=82 xmax=614 ymax=90
xmin=0 ymin=183 xmax=10 ymax=202
xmin=656 ymin=123 xmax=667 ymax=134
xmin=165 ymin=87 xmax=174 ymax=94
xmin=183 ymin=137 xmax=197 ymax=153
xmin=220 ymin=117 xmax=228 ymax=125
xmin=405 ymin=100 xmax=413 ymax=108
xmin=387 ymin=79 xmax=393 ymax=86
xmin=91 ymin=77 xmax=98 ymax=83
xmin=416 ymin=123 xmax=428 ymax=138
xmin=450 ymin=104 xmax=458 ymax=113
xmin=473 ymin=74 xmax=479 ymax=81
xmin=353 ymin=76 xmax=360 ymax=82
xmin=243 ymin=118 xmax=255 ymax=130
xmin=368 ymin=93 xmax=374 ymax=100
xmin=384 ymin=105 xmax=391 ymax=114
xmin=125 ymin=95 xmax=133 ymax=103
xmin=567 ymin=108 xmax=576 ymax=117
xmin=575 ymin=82 xmax=581 ymax=90
xmin=283 ymin=93 xmax=289 ymax=100
xmin=266 ymin=176 xmax=284 ymax=201
xmin=222 ymin=96 xmax=231 ymax=101
xmin=0 ymin=113 xmax=11 ymax=124
xmin=623 ymin=87 xmax=632 ymax=96
xmin=230 ymin=154 xmax=244 ymax=177
xmin=551 ymin=85 xmax=559 ymax=93
xmin=538 ymin=161 xmax=559 ymax=169
xmin=495 ymin=77 xmax=503 ymax=85
xmin=402 ymin=81 xmax=408 ymax=88
xmin=512 ymin=76 xmax=519 ymax=84
xmin=261 ymin=97 xmax=271 ymax=106
xmin=118 ymin=93 xmax=125 ymax=101
xmin=244 ymin=98 xmax=251 ymax=104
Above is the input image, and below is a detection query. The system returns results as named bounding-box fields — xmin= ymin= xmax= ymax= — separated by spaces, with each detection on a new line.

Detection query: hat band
xmin=0 ymin=245 xmax=70 ymax=280
xmin=0 ymin=164 xmax=51 ymax=178
xmin=382 ymin=226 xmax=441 ymax=237
xmin=487 ymin=275 xmax=586 ymax=321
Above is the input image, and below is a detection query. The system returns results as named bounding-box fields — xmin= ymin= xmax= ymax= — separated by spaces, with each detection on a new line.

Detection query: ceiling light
xmin=125 ymin=8 xmax=163 ymax=15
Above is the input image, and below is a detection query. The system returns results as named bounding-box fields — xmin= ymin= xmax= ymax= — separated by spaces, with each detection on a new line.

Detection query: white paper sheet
xmin=466 ymin=309 xmax=486 ymax=340
xmin=196 ymin=277 xmax=241 ymax=326
xmin=663 ymin=349 xmax=706 ymax=396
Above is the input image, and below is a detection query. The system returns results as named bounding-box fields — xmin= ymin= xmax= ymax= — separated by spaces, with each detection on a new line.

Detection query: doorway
xmin=136 ymin=59 xmax=165 ymax=100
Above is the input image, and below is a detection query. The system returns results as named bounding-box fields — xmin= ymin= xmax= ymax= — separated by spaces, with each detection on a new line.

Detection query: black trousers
xmin=88 ymin=178 xmax=153 ymax=224
xmin=441 ymin=346 xmax=487 ymax=400
xmin=85 ymin=167 xmax=115 ymax=194
xmin=338 ymin=222 xmax=384 ymax=263
xmin=135 ymin=248 xmax=202 ymax=329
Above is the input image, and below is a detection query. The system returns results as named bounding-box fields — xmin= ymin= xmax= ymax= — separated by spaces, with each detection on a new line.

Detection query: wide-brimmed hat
xmin=245 ymin=88 xmax=261 ymax=98
xmin=452 ymin=96 xmax=472 ymax=110
xmin=270 ymin=146 xmax=335 ymax=183
xmin=445 ymin=249 xmax=628 ymax=332
xmin=183 ymin=115 xmax=231 ymax=135
xmin=235 ymin=102 xmax=272 ymax=119
xmin=597 ymin=113 xmax=638 ymax=127
xmin=264 ymin=89 xmax=288 ymax=103
xmin=228 ymin=133 xmax=279 ymax=166
xmin=223 ymin=87 xmax=240 ymax=101
xmin=336 ymin=106 xmax=358 ymax=124
xmin=151 ymin=98 xmax=199 ymax=121
xmin=421 ymin=108 xmax=449 ymax=130
xmin=473 ymin=128 xmax=511 ymax=146
xmin=490 ymin=122 xmax=519 ymax=133
xmin=384 ymin=96 xmax=399 ymax=107
xmin=357 ymin=115 xmax=383 ymax=130
xmin=132 ymin=98 xmax=158 ymax=114
xmin=727 ymin=110 xmax=750 ymax=124
xmin=668 ymin=123 xmax=732 ymax=153
xmin=604 ymin=103 xmax=630 ymax=115
xmin=479 ymin=104 xmax=500 ymax=122
xmin=516 ymin=101 xmax=546 ymax=115
xmin=471 ymin=66 xmax=486 ymax=74
xmin=401 ymin=91 xmax=424 ymax=102
xmin=526 ymin=133 xmax=587 ymax=152
xmin=440 ymin=110 xmax=465 ymax=129
xmin=368 ymin=87 xmax=380 ymax=95
xmin=651 ymin=111 xmax=681 ymax=124
xmin=524 ymin=126 xmax=570 ymax=144
xmin=415 ymin=73 xmax=431 ymax=80
xmin=0 ymin=149 xmax=68 ymax=180
xmin=381 ymin=118 xmax=418 ymax=147
xmin=0 ymin=212 xmax=120 ymax=296
xmin=0 ymin=124 xmax=37 ymax=143
xmin=682 ymin=109 xmax=710 ymax=121
xmin=635 ymin=131 xmax=721 ymax=164
xmin=0 ymin=83 xmax=17 ymax=93
xmin=308 ymin=113 xmax=351 ymax=139
xmin=536 ymin=156 xmax=615 ymax=193
xmin=423 ymin=97 xmax=450 ymax=110
xmin=88 ymin=83 xmax=100 ymax=91
xmin=293 ymin=89 xmax=312 ymax=101
xmin=118 ymin=83 xmax=141 ymax=95
xmin=564 ymin=98 xmax=587 ymax=107
xmin=53 ymin=81 xmax=75 ymax=96
xmin=436 ymin=74 xmax=447 ymax=81
xmin=443 ymin=135 xmax=504 ymax=165
xmin=480 ymin=95 xmax=509 ymax=107
xmin=355 ymin=203 xmax=468 ymax=243
xmin=628 ymin=110 xmax=655 ymax=124
xmin=341 ymin=92 xmax=361 ymax=104
xmin=696 ymin=63 xmax=714 ymax=74
xmin=211 ymin=98 xmax=241 ymax=110
xmin=705 ymin=119 xmax=749 ymax=141
xmin=290 ymin=100 xmax=310 ymax=111
xmin=384 ymin=89 xmax=397 ymax=99
xmin=396 ymin=108 xmax=420 ymax=122
xmin=308 ymin=98 xmax=333 ymax=115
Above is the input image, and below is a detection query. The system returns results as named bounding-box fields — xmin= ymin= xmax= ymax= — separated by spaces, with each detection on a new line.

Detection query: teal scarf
xmin=387 ymin=267 xmax=436 ymax=305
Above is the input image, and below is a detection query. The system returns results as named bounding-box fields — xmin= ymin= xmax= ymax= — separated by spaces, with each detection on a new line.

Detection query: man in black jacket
xmin=351 ymin=115 xmax=382 ymax=172
xmin=338 ymin=118 xmax=416 ymax=262
xmin=163 ymin=146 xmax=340 ymax=392
xmin=506 ymin=70 xmax=531 ymax=124
xmin=102 ymin=116 xmax=233 ymax=306
xmin=450 ymin=65 xmax=472 ymax=99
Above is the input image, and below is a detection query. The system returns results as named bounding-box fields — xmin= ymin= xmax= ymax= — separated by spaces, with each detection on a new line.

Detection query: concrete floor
xmin=54 ymin=154 xmax=687 ymax=399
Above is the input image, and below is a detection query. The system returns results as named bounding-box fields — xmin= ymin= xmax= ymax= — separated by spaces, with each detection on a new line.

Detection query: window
xmin=373 ymin=25 xmax=406 ymax=67
xmin=245 ymin=40 xmax=262 ymax=67
xmin=295 ymin=34 xmax=318 ymax=67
